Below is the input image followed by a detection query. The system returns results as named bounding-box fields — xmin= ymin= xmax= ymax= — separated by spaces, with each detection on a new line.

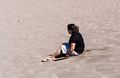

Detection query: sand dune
xmin=0 ymin=0 xmax=120 ymax=78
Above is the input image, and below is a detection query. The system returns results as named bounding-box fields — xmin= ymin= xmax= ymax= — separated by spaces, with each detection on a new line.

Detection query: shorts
xmin=61 ymin=43 xmax=79 ymax=56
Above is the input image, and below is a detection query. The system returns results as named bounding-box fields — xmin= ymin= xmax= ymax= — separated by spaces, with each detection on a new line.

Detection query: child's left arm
xmin=66 ymin=43 xmax=76 ymax=56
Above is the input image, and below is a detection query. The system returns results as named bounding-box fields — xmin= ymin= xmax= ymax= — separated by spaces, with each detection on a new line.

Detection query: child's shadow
xmin=54 ymin=46 xmax=110 ymax=61
xmin=54 ymin=54 xmax=69 ymax=61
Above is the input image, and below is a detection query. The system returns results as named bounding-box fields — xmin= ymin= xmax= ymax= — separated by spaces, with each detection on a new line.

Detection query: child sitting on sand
xmin=42 ymin=24 xmax=85 ymax=61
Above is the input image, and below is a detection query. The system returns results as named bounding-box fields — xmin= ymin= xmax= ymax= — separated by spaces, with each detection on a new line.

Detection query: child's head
xmin=67 ymin=24 xmax=79 ymax=34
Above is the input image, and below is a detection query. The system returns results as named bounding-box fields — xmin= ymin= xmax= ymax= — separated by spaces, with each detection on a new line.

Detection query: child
xmin=42 ymin=24 xmax=85 ymax=61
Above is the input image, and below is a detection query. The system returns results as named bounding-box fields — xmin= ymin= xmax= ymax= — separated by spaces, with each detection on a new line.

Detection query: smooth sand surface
xmin=0 ymin=0 xmax=120 ymax=78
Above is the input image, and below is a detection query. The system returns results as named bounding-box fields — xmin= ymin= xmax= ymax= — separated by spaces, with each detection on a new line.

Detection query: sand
xmin=0 ymin=0 xmax=120 ymax=78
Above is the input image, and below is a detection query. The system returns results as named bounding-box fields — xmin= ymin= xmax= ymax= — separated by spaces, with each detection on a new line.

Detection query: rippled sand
xmin=0 ymin=0 xmax=120 ymax=78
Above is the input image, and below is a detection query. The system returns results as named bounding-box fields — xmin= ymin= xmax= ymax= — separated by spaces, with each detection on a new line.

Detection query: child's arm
xmin=66 ymin=43 xmax=76 ymax=56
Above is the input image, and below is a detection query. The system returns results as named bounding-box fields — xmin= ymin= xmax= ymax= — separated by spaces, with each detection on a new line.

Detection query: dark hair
xmin=67 ymin=24 xmax=79 ymax=33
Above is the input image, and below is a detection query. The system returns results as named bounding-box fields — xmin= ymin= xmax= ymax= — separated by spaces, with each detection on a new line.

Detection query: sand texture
xmin=0 ymin=0 xmax=120 ymax=78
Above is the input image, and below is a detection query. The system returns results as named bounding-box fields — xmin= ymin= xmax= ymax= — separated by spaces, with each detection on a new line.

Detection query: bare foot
xmin=41 ymin=56 xmax=56 ymax=62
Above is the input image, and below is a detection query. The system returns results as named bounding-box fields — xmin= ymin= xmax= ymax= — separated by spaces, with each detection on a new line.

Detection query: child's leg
xmin=49 ymin=47 xmax=62 ymax=58
xmin=48 ymin=43 xmax=69 ymax=59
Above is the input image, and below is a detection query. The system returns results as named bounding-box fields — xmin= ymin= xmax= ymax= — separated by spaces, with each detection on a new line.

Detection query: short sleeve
xmin=69 ymin=34 xmax=77 ymax=43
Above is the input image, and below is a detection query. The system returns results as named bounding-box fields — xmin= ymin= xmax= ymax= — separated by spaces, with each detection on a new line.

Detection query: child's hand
xmin=66 ymin=52 xmax=71 ymax=57
xmin=66 ymin=54 xmax=69 ymax=57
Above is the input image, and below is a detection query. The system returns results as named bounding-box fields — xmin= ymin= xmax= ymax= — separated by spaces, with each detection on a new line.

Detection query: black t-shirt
xmin=69 ymin=32 xmax=85 ymax=54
